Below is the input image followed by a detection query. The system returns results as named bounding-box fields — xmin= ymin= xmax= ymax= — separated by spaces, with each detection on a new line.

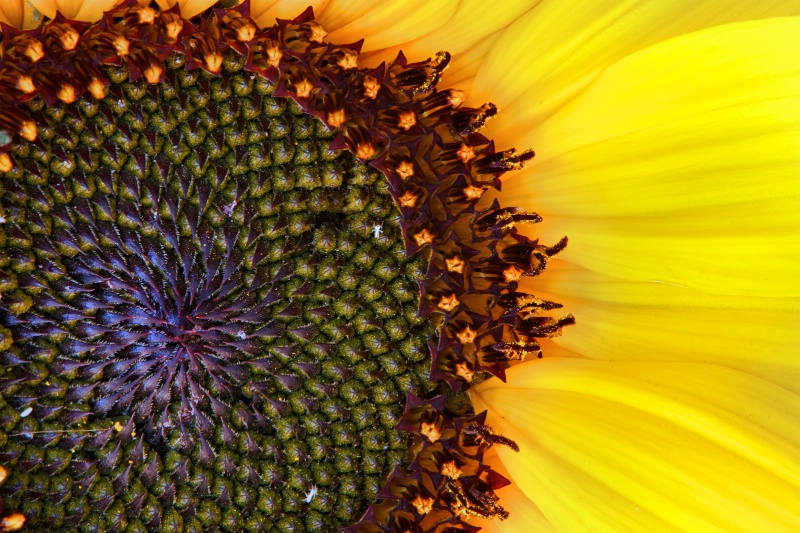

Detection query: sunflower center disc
xmin=0 ymin=52 xmax=440 ymax=532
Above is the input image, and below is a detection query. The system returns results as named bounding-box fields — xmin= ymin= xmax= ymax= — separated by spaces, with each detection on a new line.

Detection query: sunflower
xmin=1 ymin=1 xmax=799 ymax=532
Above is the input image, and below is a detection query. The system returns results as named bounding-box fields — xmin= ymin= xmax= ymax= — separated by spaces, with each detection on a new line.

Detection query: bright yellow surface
xmin=471 ymin=1 xmax=800 ymax=137
xmin=0 ymin=0 xmax=24 ymax=28
xmin=471 ymin=359 xmax=800 ymax=532
xmin=27 ymin=0 xmax=119 ymax=21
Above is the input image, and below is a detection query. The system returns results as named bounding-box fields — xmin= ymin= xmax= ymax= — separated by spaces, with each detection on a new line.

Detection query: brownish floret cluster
xmin=0 ymin=1 xmax=573 ymax=530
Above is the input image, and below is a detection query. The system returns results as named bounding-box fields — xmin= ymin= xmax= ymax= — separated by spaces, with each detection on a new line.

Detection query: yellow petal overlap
xmin=471 ymin=359 xmax=800 ymax=532
xmin=470 ymin=0 xmax=800 ymax=130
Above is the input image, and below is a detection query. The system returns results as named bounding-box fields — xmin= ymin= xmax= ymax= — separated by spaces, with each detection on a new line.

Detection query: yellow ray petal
xmin=503 ymin=17 xmax=800 ymax=213
xmin=526 ymin=199 xmax=800 ymax=298
xmin=355 ymin=0 xmax=543 ymax=65
xmin=499 ymin=18 xmax=800 ymax=300
xmin=318 ymin=0 xmax=457 ymax=51
xmin=154 ymin=0 xmax=218 ymax=20
xmin=0 ymin=0 xmax=24 ymax=28
xmin=470 ymin=359 xmax=800 ymax=532
xmin=27 ymin=0 xmax=119 ymax=21
xmin=523 ymin=260 xmax=800 ymax=394
xmin=250 ymin=0 xmax=331 ymax=29
xmin=470 ymin=0 xmax=800 ymax=131
xmin=472 ymin=448 xmax=557 ymax=533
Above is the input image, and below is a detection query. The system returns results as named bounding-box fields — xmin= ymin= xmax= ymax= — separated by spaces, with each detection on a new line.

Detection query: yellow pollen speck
xmin=420 ymin=421 xmax=441 ymax=442
xmin=205 ymin=53 xmax=224 ymax=73
xmin=503 ymin=265 xmax=524 ymax=283
xmin=294 ymin=79 xmax=314 ymax=98
xmin=448 ymin=90 xmax=466 ymax=107
xmin=411 ymin=495 xmax=434 ymax=515
xmin=396 ymin=160 xmax=414 ymax=179
xmin=327 ymin=109 xmax=346 ymax=128
xmin=0 ymin=153 xmax=12 ymax=173
xmin=16 ymin=76 xmax=35 ymax=94
xmin=363 ymin=76 xmax=380 ymax=99
xmin=20 ymin=121 xmax=37 ymax=142
xmin=438 ymin=294 xmax=459 ymax=312
xmin=441 ymin=460 xmax=462 ymax=480
xmin=454 ymin=361 xmax=474 ymax=382
xmin=166 ymin=20 xmax=183 ymax=40
xmin=445 ymin=255 xmax=464 ymax=273
xmin=337 ymin=49 xmax=358 ymax=70
xmin=463 ymin=185 xmax=483 ymax=200
xmin=398 ymin=191 xmax=419 ymax=208
xmin=457 ymin=144 xmax=475 ymax=163
xmin=60 ymin=28 xmax=79 ymax=51
xmin=113 ymin=421 xmax=124 ymax=432
xmin=114 ymin=35 xmax=130 ymax=56
xmin=413 ymin=228 xmax=434 ymax=247
xmin=356 ymin=142 xmax=376 ymax=160
xmin=57 ymin=84 xmax=76 ymax=104
xmin=0 ymin=513 xmax=26 ymax=531
xmin=398 ymin=111 xmax=416 ymax=131
xmin=307 ymin=22 xmax=327 ymax=43
xmin=88 ymin=78 xmax=105 ymax=99
xmin=138 ymin=7 xmax=156 ymax=24
xmin=456 ymin=326 xmax=476 ymax=344
xmin=25 ymin=41 xmax=44 ymax=62
xmin=237 ymin=23 xmax=256 ymax=42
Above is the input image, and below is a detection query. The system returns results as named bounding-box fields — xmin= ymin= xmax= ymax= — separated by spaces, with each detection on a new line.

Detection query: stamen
xmin=337 ymin=49 xmax=358 ymax=70
xmin=453 ymin=361 xmax=474 ymax=382
xmin=503 ymin=265 xmax=524 ymax=283
xmin=144 ymin=64 xmax=163 ymax=84
xmin=205 ymin=53 xmax=224 ymax=74
xmin=57 ymin=84 xmax=77 ymax=104
xmin=410 ymin=495 xmax=434 ymax=515
xmin=395 ymin=160 xmax=414 ymax=179
xmin=294 ymin=78 xmax=314 ymax=98
xmin=24 ymin=40 xmax=44 ymax=63
xmin=16 ymin=75 xmax=35 ymax=94
xmin=0 ymin=153 xmax=12 ymax=172
xmin=397 ymin=111 xmax=416 ymax=131
xmin=447 ymin=90 xmax=466 ymax=107
xmin=355 ymin=142 xmax=376 ymax=160
xmin=440 ymin=460 xmax=462 ymax=480
xmin=236 ymin=22 xmax=256 ymax=42
xmin=362 ymin=76 xmax=381 ymax=99
xmin=114 ymin=35 xmax=131 ymax=56
xmin=419 ymin=421 xmax=442 ymax=442
xmin=397 ymin=190 xmax=420 ymax=208
xmin=164 ymin=18 xmax=184 ymax=41
xmin=462 ymin=423 xmax=520 ymax=452
xmin=306 ymin=22 xmax=327 ymax=43
xmin=20 ymin=121 xmax=37 ymax=142
xmin=327 ymin=109 xmax=346 ymax=128
xmin=412 ymin=228 xmax=435 ymax=247
xmin=60 ymin=27 xmax=80 ymax=51
xmin=437 ymin=293 xmax=459 ymax=312
xmin=136 ymin=6 xmax=157 ymax=24
xmin=456 ymin=144 xmax=475 ymax=163
xmin=266 ymin=43 xmax=283 ymax=67
xmin=455 ymin=326 xmax=476 ymax=344
xmin=463 ymin=185 xmax=483 ymax=200
xmin=445 ymin=254 xmax=465 ymax=273
xmin=88 ymin=78 xmax=105 ymax=99
xmin=0 ymin=513 xmax=25 ymax=531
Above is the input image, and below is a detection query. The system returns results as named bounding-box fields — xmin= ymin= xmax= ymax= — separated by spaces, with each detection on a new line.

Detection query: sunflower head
xmin=0 ymin=2 xmax=573 ymax=531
